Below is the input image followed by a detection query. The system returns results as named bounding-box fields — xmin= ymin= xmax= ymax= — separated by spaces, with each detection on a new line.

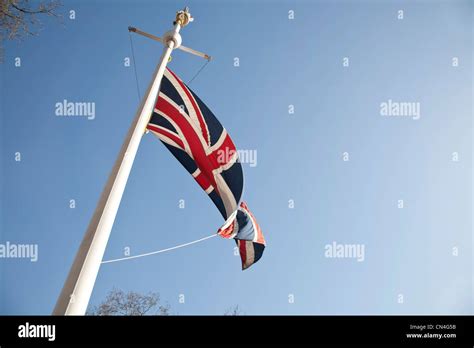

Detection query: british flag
xmin=217 ymin=201 xmax=266 ymax=270
xmin=147 ymin=68 xmax=265 ymax=270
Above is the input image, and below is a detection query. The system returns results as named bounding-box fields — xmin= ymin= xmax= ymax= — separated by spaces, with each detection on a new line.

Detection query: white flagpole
xmin=53 ymin=8 xmax=194 ymax=315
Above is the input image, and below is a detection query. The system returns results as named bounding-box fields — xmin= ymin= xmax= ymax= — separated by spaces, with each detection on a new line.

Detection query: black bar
xmin=0 ymin=315 xmax=473 ymax=346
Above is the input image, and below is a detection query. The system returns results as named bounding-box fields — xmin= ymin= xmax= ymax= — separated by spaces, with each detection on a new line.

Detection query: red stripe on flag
xmin=217 ymin=220 xmax=235 ymax=238
xmin=147 ymin=123 xmax=185 ymax=150
xmin=208 ymin=133 xmax=237 ymax=168
xmin=194 ymin=171 xmax=212 ymax=192
xmin=239 ymin=240 xmax=247 ymax=269
xmin=166 ymin=68 xmax=210 ymax=146
xmin=156 ymin=96 xmax=219 ymax=195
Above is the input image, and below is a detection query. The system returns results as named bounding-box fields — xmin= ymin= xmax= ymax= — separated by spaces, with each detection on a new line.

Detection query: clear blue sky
xmin=1 ymin=0 xmax=472 ymax=315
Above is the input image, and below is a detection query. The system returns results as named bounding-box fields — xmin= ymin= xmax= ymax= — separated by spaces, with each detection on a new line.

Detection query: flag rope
xmin=187 ymin=59 xmax=210 ymax=85
xmin=101 ymin=233 xmax=218 ymax=264
xmin=129 ymin=30 xmax=141 ymax=101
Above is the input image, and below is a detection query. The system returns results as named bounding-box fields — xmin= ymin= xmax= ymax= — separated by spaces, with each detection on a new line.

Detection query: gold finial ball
xmin=175 ymin=7 xmax=193 ymax=27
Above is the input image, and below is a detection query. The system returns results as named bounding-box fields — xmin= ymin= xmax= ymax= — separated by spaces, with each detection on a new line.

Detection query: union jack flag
xmin=217 ymin=202 xmax=266 ymax=270
xmin=147 ymin=68 xmax=265 ymax=269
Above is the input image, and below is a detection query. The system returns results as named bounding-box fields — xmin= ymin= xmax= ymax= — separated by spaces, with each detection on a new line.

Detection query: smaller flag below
xmin=217 ymin=202 xmax=266 ymax=270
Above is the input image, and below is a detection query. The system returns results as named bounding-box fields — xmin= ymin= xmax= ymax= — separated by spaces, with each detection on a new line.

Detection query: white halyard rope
xmin=101 ymin=234 xmax=218 ymax=264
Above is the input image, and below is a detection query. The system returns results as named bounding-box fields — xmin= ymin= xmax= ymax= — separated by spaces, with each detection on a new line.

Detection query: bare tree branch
xmin=0 ymin=0 xmax=62 ymax=62
xmin=88 ymin=288 xmax=239 ymax=316
xmin=87 ymin=288 xmax=170 ymax=316
xmin=224 ymin=305 xmax=244 ymax=316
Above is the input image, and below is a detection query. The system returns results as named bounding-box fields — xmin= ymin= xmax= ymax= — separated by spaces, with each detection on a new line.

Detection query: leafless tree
xmin=87 ymin=288 xmax=171 ymax=316
xmin=224 ymin=305 xmax=244 ymax=316
xmin=0 ymin=0 xmax=62 ymax=61
xmin=89 ymin=288 xmax=244 ymax=316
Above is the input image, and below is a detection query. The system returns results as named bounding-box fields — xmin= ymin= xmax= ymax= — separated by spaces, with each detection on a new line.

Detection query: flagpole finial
xmin=174 ymin=7 xmax=193 ymax=27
